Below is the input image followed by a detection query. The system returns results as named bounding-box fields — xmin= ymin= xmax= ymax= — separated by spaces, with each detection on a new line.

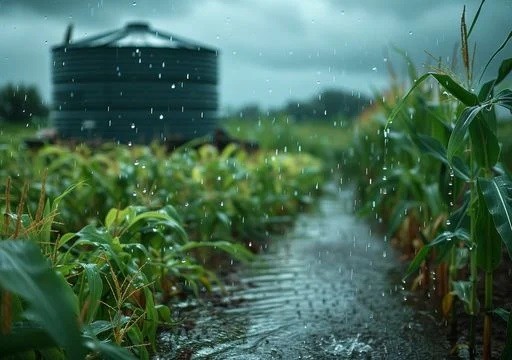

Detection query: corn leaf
xmin=469 ymin=114 xmax=500 ymax=168
xmin=478 ymin=32 xmax=512 ymax=84
xmin=447 ymin=105 xmax=486 ymax=161
xmin=403 ymin=229 xmax=470 ymax=279
xmin=0 ymin=241 xmax=87 ymax=359
xmin=388 ymin=72 xmax=478 ymax=127
xmin=412 ymin=134 xmax=470 ymax=180
xmin=80 ymin=263 xmax=103 ymax=325
xmin=475 ymin=182 xmax=502 ymax=271
xmin=478 ymin=176 xmax=512 ymax=259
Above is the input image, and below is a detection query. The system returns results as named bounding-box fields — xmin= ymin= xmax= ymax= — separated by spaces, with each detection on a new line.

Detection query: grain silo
xmin=51 ymin=22 xmax=218 ymax=144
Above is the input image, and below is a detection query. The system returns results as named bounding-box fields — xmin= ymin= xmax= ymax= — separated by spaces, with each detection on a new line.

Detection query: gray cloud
xmin=0 ymin=0 xmax=510 ymax=109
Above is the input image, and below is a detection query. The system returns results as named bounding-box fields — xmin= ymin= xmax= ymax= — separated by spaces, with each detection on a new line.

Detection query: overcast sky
xmin=0 ymin=0 xmax=510 ymax=110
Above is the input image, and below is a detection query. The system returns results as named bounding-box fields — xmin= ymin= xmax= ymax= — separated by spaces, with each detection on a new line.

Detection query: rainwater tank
xmin=51 ymin=22 xmax=218 ymax=144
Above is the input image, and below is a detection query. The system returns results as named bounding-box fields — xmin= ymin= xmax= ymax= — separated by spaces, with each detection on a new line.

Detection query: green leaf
xmin=479 ymin=58 xmax=512 ymax=101
xmin=388 ymin=72 xmax=478 ymax=127
xmin=496 ymin=89 xmax=512 ymax=113
xmin=0 ymin=241 xmax=87 ymax=359
xmin=475 ymin=181 xmax=502 ymax=271
xmin=447 ymin=105 xmax=486 ymax=161
xmin=496 ymin=58 xmax=512 ymax=85
xmin=80 ymin=263 xmax=103 ymax=325
xmin=467 ymin=0 xmax=486 ymax=38
xmin=412 ymin=134 xmax=470 ymax=180
xmin=478 ymin=31 xmax=512 ymax=84
xmin=469 ymin=114 xmax=500 ymax=168
xmin=478 ymin=176 xmax=512 ymax=259
xmin=403 ymin=228 xmax=470 ymax=280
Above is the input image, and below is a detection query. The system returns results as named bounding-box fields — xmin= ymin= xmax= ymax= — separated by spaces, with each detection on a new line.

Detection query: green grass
xmin=222 ymin=116 xmax=354 ymax=168
xmin=0 ymin=120 xmax=43 ymax=147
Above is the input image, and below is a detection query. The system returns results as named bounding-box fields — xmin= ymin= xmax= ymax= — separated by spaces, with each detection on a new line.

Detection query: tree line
xmin=231 ymin=88 xmax=372 ymax=122
xmin=0 ymin=83 xmax=49 ymax=123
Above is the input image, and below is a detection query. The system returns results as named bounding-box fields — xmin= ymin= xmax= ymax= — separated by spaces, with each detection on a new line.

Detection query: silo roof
xmin=55 ymin=22 xmax=216 ymax=51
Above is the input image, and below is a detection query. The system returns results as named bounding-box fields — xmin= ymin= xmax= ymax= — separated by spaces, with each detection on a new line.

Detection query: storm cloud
xmin=0 ymin=0 xmax=510 ymax=109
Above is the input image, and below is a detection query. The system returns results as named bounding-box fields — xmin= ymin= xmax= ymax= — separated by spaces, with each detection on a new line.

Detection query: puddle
xmin=154 ymin=185 xmax=450 ymax=359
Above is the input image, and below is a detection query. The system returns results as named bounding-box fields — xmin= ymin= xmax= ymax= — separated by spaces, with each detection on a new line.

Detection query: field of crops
xmin=346 ymin=6 xmax=512 ymax=357
xmin=1 ymin=2 xmax=511 ymax=359
xmin=0 ymin=136 xmax=326 ymax=359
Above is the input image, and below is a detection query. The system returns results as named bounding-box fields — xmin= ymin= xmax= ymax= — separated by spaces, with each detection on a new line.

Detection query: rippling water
xmin=155 ymin=185 xmax=449 ymax=359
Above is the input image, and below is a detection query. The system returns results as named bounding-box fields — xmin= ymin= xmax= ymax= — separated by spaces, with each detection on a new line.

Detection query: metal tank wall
xmin=51 ymin=22 xmax=218 ymax=144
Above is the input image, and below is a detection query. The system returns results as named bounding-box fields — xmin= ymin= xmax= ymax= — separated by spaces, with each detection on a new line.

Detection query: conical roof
xmin=56 ymin=22 xmax=215 ymax=51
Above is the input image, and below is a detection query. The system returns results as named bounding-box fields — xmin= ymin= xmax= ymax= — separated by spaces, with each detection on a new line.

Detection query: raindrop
xmin=130 ymin=123 xmax=135 ymax=129
xmin=132 ymin=1 xmax=136 ymax=6
xmin=371 ymin=67 xmax=377 ymax=71
xmin=159 ymin=114 xmax=164 ymax=119
xmin=408 ymin=30 xmax=413 ymax=35
xmin=171 ymin=83 xmax=176 ymax=89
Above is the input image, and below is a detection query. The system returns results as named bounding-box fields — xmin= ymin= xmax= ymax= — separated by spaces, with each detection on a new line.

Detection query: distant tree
xmin=0 ymin=83 xmax=49 ymax=123
xmin=237 ymin=103 xmax=261 ymax=120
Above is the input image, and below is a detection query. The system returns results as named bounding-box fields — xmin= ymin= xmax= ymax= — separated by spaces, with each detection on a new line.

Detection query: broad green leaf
xmin=478 ymin=59 xmax=512 ymax=102
xmin=496 ymin=89 xmax=512 ymax=113
xmin=0 ymin=241 xmax=87 ymax=359
xmin=447 ymin=105 xmax=486 ymax=161
xmin=478 ymin=176 xmax=512 ymax=259
xmin=81 ymin=263 xmax=103 ymax=325
xmin=475 ymin=183 xmax=502 ymax=271
xmin=496 ymin=58 xmax=512 ymax=85
xmin=469 ymin=114 xmax=500 ymax=168
xmin=412 ymin=134 xmax=470 ymax=180
xmin=388 ymin=72 xmax=478 ymax=127
xmin=403 ymin=245 xmax=431 ymax=280
xmin=478 ymin=31 xmax=512 ymax=84
xmin=430 ymin=73 xmax=479 ymax=106
xmin=403 ymin=229 xmax=470 ymax=279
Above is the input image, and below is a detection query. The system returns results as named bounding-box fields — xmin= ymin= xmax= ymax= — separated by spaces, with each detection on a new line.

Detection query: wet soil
xmin=154 ymin=185 xmax=454 ymax=359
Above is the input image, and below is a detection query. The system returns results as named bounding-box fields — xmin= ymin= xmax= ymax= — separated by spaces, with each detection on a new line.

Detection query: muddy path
xmin=155 ymin=185 xmax=450 ymax=359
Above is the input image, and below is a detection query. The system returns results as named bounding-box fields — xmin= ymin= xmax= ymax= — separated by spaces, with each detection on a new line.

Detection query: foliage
xmin=223 ymin=115 xmax=352 ymax=168
xmin=350 ymin=2 xmax=512 ymax=358
xmin=0 ymin=138 xmax=325 ymax=358
xmin=0 ymin=83 xmax=49 ymax=123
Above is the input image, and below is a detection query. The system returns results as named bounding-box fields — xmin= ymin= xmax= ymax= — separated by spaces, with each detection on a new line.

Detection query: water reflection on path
xmin=155 ymin=185 xmax=449 ymax=359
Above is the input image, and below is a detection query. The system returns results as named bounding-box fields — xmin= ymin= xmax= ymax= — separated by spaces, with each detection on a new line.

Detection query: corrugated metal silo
xmin=51 ymin=22 xmax=218 ymax=144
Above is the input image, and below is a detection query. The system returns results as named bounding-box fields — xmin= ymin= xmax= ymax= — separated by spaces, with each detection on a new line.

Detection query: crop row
xmin=348 ymin=5 xmax=512 ymax=358
xmin=0 ymin=141 xmax=325 ymax=359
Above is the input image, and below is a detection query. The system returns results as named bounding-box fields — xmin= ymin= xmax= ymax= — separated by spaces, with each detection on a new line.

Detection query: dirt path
xmin=155 ymin=185 xmax=450 ymax=359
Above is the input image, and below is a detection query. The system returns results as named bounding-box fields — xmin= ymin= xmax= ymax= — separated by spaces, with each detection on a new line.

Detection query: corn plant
xmin=389 ymin=3 xmax=512 ymax=357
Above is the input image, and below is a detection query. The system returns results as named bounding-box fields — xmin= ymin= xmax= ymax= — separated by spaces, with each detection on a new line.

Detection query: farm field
xmin=1 ymin=1 xmax=511 ymax=359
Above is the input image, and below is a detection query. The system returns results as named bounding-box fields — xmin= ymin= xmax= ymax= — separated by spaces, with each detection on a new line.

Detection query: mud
xmin=154 ymin=185 xmax=451 ymax=359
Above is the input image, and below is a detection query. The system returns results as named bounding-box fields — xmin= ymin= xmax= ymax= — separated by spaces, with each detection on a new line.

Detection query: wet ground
xmin=155 ymin=185 xmax=451 ymax=359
